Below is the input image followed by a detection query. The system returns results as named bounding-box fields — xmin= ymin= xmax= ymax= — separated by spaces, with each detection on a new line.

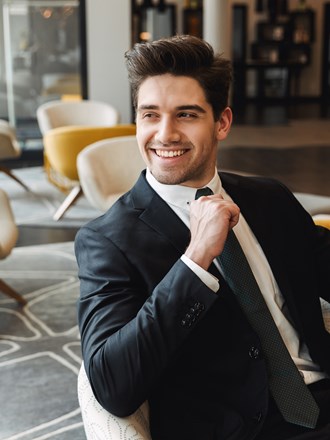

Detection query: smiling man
xmin=75 ymin=35 xmax=330 ymax=440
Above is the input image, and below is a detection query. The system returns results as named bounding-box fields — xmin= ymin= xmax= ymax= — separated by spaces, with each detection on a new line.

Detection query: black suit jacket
xmin=75 ymin=171 xmax=330 ymax=440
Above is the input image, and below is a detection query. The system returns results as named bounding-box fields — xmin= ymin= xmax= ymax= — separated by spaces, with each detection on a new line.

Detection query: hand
xmin=185 ymin=194 xmax=240 ymax=270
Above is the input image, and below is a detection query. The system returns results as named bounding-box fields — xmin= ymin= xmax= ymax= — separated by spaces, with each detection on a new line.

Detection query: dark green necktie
xmin=195 ymin=187 xmax=319 ymax=428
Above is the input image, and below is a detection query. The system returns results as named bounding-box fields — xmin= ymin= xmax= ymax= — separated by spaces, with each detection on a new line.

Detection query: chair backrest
xmin=294 ymin=192 xmax=330 ymax=216
xmin=0 ymin=119 xmax=21 ymax=160
xmin=313 ymin=215 xmax=330 ymax=229
xmin=0 ymin=188 xmax=18 ymax=259
xmin=43 ymin=124 xmax=137 ymax=185
xmin=78 ymin=362 xmax=151 ymax=440
xmin=36 ymin=100 xmax=120 ymax=135
xmin=77 ymin=135 xmax=145 ymax=211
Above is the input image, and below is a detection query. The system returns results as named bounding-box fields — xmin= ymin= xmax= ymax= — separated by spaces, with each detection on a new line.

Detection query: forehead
xmin=137 ymin=74 xmax=208 ymax=107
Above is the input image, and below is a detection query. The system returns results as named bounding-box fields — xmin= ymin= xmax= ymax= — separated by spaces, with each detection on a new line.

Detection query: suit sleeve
xmin=75 ymin=225 xmax=218 ymax=417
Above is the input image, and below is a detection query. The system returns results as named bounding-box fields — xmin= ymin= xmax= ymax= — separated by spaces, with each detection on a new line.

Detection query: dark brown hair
xmin=124 ymin=34 xmax=232 ymax=120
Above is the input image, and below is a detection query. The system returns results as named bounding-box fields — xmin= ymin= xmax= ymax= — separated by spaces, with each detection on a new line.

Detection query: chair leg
xmin=53 ymin=185 xmax=83 ymax=221
xmin=0 ymin=166 xmax=30 ymax=191
xmin=0 ymin=279 xmax=27 ymax=305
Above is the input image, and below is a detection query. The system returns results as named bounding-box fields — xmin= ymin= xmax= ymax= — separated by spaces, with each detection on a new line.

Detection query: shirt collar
xmin=146 ymin=168 xmax=223 ymax=212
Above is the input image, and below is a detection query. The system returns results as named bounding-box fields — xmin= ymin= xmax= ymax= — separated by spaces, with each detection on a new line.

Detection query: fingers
xmin=190 ymin=194 xmax=240 ymax=231
xmin=186 ymin=194 xmax=240 ymax=269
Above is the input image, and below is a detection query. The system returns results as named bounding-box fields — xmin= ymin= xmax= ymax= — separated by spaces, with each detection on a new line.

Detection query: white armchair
xmin=0 ymin=188 xmax=26 ymax=304
xmin=36 ymin=99 xmax=120 ymax=135
xmin=0 ymin=119 xmax=29 ymax=191
xmin=77 ymin=135 xmax=145 ymax=212
xmin=78 ymin=362 xmax=151 ymax=440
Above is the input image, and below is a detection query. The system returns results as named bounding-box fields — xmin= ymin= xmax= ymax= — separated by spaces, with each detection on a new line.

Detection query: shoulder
xmin=219 ymin=170 xmax=295 ymax=202
xmin=77 ymin=190 xmax=140 ymax=239
xmin=220 ymin=170 xmax=286 ymax=190
xmin=219 ymin=170 xmax=314 ymax=227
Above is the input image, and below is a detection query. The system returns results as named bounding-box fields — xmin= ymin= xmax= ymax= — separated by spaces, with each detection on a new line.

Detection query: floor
xmin=14 ymin=100 xmax=330 ymax=247
xmin=16 ymin=225 xmax=79 ymax=247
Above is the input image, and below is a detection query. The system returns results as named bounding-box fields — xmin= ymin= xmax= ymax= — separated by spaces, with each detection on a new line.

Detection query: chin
xmin=151 ymin=170 xmax=183 ymax=185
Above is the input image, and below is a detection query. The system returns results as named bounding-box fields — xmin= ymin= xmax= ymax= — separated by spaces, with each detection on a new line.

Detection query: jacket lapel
xmin=130 ymin=171 xmax=191 ymax=255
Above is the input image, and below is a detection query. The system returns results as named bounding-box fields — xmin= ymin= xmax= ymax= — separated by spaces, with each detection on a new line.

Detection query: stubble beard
xmin=150 ymin=154 xmax=212 ymax=186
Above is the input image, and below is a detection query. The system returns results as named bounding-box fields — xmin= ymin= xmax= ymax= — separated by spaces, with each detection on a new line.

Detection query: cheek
xmin=136 ymin=137 xmax=151 ymax=162
xmin=136 ymin=123 xmax=154 ymax=144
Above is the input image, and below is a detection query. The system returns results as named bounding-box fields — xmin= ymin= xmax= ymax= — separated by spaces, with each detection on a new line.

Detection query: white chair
xmin=78 ymin=362 xmax=151 ymax=440
xmin=77 ymin=135 xmax=145 ymax=212
xmin=36 ymin=99 xmax=120 ymax=135
xmin=294 ymin=192 xmax=330 ymax=216
xmin=0 ymin=119 xmax=29 ymax=191
xmin=0 ymin=188 xmax=26 ymax=305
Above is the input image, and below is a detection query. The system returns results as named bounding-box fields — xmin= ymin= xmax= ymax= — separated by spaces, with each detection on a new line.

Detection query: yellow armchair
xmin=43 ymin=124 xmax=136 ymax=220
xmin=313 ymin=216 xmax=330 ymax=230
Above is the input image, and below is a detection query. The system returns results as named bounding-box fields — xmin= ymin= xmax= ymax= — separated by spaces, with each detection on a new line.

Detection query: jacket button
xmin=194 ymin=302 xmax=205 ymax=311
xmin=249 ymin=346 xmax=261 ymax=360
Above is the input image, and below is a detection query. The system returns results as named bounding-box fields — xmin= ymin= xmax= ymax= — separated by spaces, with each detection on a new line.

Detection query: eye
xmin=178 ymin=112 xmax=197 ymax=119
xmin=142 ymin=112 xmax=158 ymax=120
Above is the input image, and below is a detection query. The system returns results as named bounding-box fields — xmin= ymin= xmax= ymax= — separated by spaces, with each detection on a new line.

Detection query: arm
xmin=75 ymin=225 xmax=218 ymax=417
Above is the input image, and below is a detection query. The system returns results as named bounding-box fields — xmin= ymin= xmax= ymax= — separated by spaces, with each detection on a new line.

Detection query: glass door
xmin=0 ymin=0 xmax=86 ymax=140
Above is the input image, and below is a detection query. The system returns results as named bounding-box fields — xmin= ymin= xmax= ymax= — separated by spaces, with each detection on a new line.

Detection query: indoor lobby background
xmin=1 ymin=2 xmax=330 ymax=439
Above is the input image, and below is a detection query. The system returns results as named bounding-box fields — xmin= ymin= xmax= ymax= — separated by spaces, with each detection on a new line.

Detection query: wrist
xmin=184 ymin=244 xmax=214 ymax=271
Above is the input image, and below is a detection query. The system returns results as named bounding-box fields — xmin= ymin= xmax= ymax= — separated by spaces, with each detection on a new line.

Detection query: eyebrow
xmin=137 ymin=104 xmax=207 ymax=113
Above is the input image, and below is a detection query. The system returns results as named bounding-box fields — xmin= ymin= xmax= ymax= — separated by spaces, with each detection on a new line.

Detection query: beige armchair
xmin=0 ymin=188 xmax=26 ymax=305
xmin=78 ymin=362 xmax=151 ymax=440
xmin=36 ymin=99 xmax=120 ymax=135
xmin=0 ymin=119 xmax=29 ymax=191
xmin=77 ymin=135 xmax=145 ymax=212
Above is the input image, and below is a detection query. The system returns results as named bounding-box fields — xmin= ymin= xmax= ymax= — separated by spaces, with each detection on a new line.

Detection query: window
xmin=0 ymin=0 xmax=86 ymax=140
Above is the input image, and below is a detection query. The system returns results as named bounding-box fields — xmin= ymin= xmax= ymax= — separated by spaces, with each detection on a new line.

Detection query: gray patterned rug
xmin=0 ymin=167 xmax=103 ymax=228
xmin=0 ymin=241 xmax=86 ymax=440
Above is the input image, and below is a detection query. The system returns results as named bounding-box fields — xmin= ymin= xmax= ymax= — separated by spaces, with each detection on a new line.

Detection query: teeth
xmin=156 ymin=150 xmax=185 ymax=158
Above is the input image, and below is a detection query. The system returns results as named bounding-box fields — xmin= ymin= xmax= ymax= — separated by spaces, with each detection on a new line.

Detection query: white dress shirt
xmin=146 ymin=168 xmax=328 ymax=385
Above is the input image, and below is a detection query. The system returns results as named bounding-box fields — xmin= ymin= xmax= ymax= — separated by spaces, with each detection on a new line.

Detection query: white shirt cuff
xmin=181 ymin=255 xmax=219 ymax=293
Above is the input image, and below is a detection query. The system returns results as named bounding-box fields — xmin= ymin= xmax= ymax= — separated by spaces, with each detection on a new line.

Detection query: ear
xmin=215 ymin=107 xmax=233 ymax=141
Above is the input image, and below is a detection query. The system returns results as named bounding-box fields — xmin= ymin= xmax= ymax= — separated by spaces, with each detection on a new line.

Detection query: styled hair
xmin=124 ymin=34 xmax=232 ymax=119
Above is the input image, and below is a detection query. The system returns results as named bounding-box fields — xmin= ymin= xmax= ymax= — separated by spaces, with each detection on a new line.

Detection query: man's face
xmin=136 ymin=74 xmax=232 ymax=187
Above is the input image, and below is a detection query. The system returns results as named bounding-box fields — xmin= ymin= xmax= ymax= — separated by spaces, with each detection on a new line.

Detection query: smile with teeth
xmin=155 ymin=149 xmax=186 ymax=158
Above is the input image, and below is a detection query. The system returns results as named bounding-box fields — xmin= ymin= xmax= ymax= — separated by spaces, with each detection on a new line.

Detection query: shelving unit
xmin=233 ymin=4 xmax=315 ymax=103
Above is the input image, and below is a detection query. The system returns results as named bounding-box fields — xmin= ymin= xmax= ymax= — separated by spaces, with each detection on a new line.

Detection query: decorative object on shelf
xmin=290 ymin=8 xmax=314 ymax=44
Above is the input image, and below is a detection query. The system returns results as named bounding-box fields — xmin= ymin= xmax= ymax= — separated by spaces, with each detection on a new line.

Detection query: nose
xmin=154 ymin=116 xmax=180 ymax=145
